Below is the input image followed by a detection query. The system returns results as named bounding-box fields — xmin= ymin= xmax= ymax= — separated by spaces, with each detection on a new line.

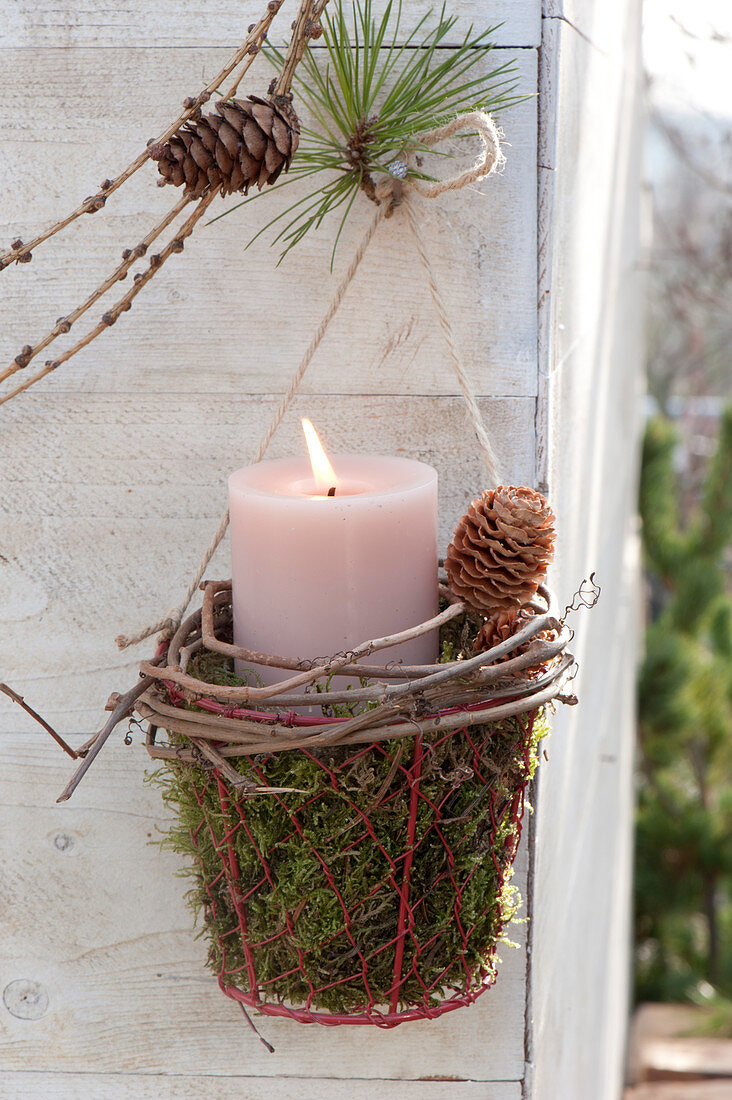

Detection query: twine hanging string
xmin=377 ymin=112 xmax=505 ymax=485
xmin=116 ymin=111 xmax=504 ymax=651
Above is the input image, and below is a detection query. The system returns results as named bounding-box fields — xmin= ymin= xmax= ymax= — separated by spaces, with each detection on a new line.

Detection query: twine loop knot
xmin=374 ymin=111 xmax=505 ymax=217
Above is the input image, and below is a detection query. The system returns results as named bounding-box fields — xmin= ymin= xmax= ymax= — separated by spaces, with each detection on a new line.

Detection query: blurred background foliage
xmin=636 ymin=410 xmax=732 ymax=1006
xmin=637 ymin=1 xmax=732 ymax=1021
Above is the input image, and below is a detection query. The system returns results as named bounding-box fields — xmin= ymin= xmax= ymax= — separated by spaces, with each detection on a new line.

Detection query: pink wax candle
xmin=228 ymin=425 xmax=438 ymax=690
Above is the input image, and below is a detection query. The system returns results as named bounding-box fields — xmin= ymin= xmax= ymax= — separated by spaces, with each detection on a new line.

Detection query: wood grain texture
xmin=0 ymin=1073 xmax=523 ymax=1100
xmin=0 ymin=47 xmax=537 ymax=400
xmin=2 ymin=1 xmax=541 ymax=49
xmin=0 ymin=735 xmax=528 ymax=1082
xmin=527 ymin=5 xmax=643 ymax=1100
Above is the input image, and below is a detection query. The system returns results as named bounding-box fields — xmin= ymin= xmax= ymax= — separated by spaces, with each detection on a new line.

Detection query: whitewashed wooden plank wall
xmin=529 ymin=1 xmax=643 ymax=1098
xmin=0 ymin=0 xmax=643 ymax=1096
xmin=4 ymin=2 xmax=541 ymax=48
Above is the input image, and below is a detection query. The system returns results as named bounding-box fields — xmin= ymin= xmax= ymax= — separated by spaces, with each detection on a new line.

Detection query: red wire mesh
xmin=181 ymin=712 xmax=537 ymax=1027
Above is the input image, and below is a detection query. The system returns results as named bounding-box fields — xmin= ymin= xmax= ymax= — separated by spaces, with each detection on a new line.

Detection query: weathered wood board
xmin=1 ymin=1076 xmax=523 ymax=1100
xmin=2 ymin=1 xmax=541 ymax=49
xmin=527 ymin=4 xmax=643 ymax=1099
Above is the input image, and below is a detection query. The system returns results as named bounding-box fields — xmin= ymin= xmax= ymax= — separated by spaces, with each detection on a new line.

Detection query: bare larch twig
xmin=0 ymin=0 xmax=329 ymax=408
xmin=0 ymin=2 xmax=284 ymax=273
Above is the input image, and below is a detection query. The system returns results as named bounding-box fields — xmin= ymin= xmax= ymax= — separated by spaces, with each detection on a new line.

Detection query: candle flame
xmin=301 ymin=418 xmax=338 ymax=495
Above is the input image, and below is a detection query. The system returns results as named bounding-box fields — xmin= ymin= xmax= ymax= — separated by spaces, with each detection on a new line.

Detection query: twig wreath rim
xmin=139 ymin=581 xmax=574 ymax=762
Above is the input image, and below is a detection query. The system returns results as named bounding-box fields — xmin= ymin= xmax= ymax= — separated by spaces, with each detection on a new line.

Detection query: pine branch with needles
xmin=210 ymin=0 xmax=524 ymax=265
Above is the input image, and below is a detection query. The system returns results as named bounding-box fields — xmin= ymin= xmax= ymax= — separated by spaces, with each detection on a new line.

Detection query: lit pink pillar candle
xmin=228 ymin=431 xmax=438 ymax=690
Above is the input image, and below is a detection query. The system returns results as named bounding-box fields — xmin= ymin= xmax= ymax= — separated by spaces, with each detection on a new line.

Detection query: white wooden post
xmin=529 ymin=3 xmax=643 ymax=1096
xmin=0 ymin=2 xmax=642 ymax=1096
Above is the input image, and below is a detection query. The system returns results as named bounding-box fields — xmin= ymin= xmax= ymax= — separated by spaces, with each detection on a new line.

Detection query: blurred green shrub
xmin=636 ymin=406 xmax=732 ymax=1003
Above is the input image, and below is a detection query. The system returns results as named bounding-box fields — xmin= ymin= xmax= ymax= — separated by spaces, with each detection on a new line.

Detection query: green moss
xmin=437 ymin=605 xmax=486 ymax=663
xmin=149 ymin=610 xmax=549 ymax=1014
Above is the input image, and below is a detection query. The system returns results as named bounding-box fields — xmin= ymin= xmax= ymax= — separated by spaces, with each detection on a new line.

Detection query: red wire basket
xmin=139 ymin=579 xmax=573 ymax=1027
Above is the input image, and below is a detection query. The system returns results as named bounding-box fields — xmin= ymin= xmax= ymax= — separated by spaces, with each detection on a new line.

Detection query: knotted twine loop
xmin=116 ymin=111 xmax=504 ymax=651
xmin=390 ymin=110 xmax=505 ymax=203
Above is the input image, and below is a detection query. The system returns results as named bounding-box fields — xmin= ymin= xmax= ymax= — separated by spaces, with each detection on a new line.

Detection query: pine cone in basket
xmin=446 ymin=486 xmax=555 ymax=612
xmin=150 ymin=96 xmax=299 ymax=199
xmin=472 ymin=608 xmax=520 ymax=654
xmin=472 ymin=607 xmax=554 ymax=678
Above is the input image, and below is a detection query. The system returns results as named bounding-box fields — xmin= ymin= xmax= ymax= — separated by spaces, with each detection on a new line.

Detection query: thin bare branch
xmin=272 ymin=0 xmax=323 ymax=100
xmin=0 ymin=682 xmax=78 ymax=759
xmin=189 ymin=737 xmax=307 ymax=794
xmin=220 ymin=9 xmax=295 ymax=101
xmin=56 ymin=660 xmax=164 ymax=803
xmin=0 ymin=193 xmax=192 ymax=388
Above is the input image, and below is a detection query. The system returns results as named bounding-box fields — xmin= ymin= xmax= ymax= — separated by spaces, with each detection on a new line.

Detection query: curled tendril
xmin=561 ymin=573 xmax=601 ymax=623
xmin=298 ymin=650 xmax=361 ymax=674
xmin=124 ymin=715 xmax=147 ymax=745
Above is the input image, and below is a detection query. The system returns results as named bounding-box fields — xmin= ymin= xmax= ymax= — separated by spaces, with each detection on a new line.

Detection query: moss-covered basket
xmin=138 ymin=579 xmax=573 ymax=1027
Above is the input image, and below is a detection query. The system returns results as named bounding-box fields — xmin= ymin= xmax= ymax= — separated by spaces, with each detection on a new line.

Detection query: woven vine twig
xmin=141 ymin=581 xmax=568 ymax=705
xmin=60 ymin=580 xmax=572 ymax=800
xmin=0 ymin=0 xmax=328 ymax=407
xmin=134 ymin=584 xmax=573 ymax=765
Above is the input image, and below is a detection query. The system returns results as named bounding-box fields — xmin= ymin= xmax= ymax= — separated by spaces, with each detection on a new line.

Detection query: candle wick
xmin=327 ymin=486 xmax=336 ymax=497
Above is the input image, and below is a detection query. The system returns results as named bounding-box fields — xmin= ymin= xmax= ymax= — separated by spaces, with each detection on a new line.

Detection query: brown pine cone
xmin=472 ymin=607 xmax=554 ymax=678
xmin=446 ymin=486 xmax=555 ymax=612
xmin=150 ymin=96 xmax=299 ymax=199
xmin=472 ymin=608 xmax=520 ymax=654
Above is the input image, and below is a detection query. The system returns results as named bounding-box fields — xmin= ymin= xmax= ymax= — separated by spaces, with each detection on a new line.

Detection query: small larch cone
xmin=446 ymin=486 xmax=555 ymax=612
xmin=150 ymin=95 xmax=299 ymax=199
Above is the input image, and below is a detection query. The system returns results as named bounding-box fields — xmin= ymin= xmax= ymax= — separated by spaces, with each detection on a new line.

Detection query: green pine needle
xmin=209 ymin=0 xmax=524 ymax=265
